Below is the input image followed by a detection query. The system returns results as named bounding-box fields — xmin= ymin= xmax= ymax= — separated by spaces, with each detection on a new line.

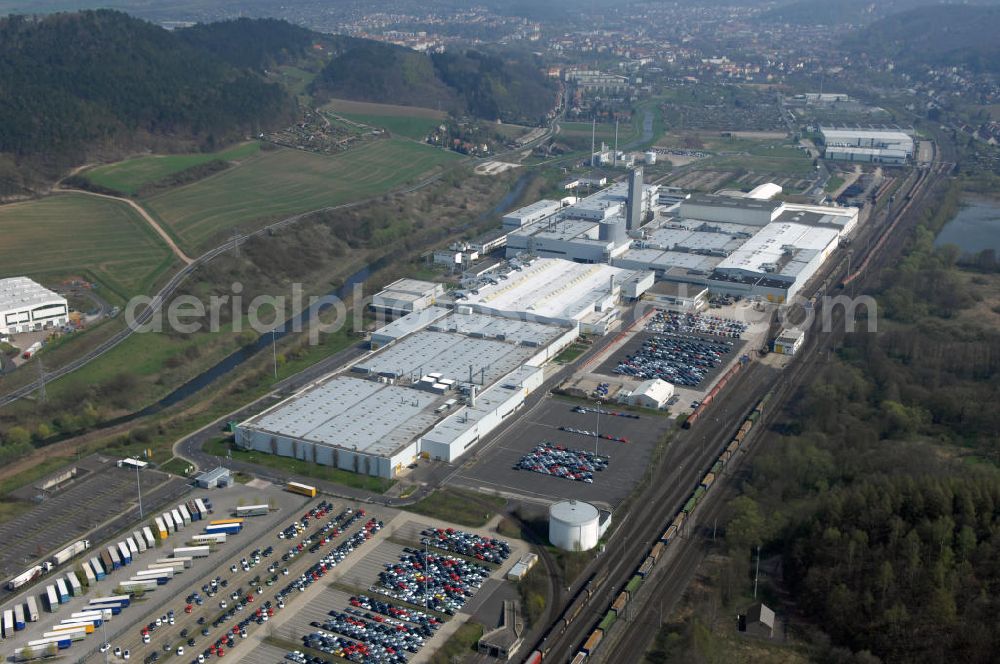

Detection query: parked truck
xmin=45 ymin=585 xmax=59 ymax=611
xmin=235 ymin=504 xmax=269 ymax=517
xmin=81 ymin=561 xmax=96 ymax=585
xmin=51 ymin=540 xmax=90 ymax=567
xmin=55 ymin=578 xmax=70 ymax=603
xmin=117 ymin=542 xmax=131 ymax=565
xmin=155 ymin=516 xmax=168 ymax=540
xmin=13 ymin=604 xmax=26 ymax=630
xmin=172 ymin=546 xmax=210 ymax=558
xmin=65 ymin=571 xmax=82 ymax=596
xmin=142 ymin=526 xmax=156 ymax=547
xmin=178 ymin=504 xmax=192 ymax=526
xmin=89 ymin=557 xmax=105 ymax=580
xmin=6 ymin=565 xmax=43 ymax=591
xmin=132 ymin=531 xmax=147 ymax=553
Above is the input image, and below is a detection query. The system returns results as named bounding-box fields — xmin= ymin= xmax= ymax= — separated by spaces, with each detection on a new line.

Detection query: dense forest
xmin=714 ymin=182 xmax=1000 ymax=663
xmin=175 ymin=17 xmax=319 ymax=70
xmin=0 ymin=10 xmax=302 ymax=187
xmin=311 ymin=41 xmax=558 ymax=125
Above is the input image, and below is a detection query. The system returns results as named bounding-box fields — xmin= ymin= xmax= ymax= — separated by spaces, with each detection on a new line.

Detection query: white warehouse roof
xmin=0 ymin=277 xmax=65 ymax=312
xmin=745 ymin=183 xmax=782 ymax=200
xmin=633 ymin=378 xmax=674 ymax=405
xmin=460 ymin=258 xmax=630 ymax=324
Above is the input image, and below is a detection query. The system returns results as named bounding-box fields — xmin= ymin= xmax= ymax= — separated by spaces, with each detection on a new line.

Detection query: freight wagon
xmin=581 ymin=628 xmax=603 ymax=654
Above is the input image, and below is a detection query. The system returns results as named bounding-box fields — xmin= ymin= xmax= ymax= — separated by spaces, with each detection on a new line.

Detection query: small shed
xmin=740 ymin=602 xmax=775 ymax=638
xmin=195 ymin=467 xmax=231 ymax=489
xmin=628 ymin=378 xmax=674 ymax=409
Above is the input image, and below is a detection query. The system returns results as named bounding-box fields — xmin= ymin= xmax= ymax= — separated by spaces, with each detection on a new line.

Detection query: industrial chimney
xmin=627 ymin=166 xmax=644 ymax=231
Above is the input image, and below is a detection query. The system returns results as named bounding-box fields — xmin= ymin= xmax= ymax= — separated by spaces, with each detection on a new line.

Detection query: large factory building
xmin=0 ymin=277 xmax=69 ymax=335
xmin=233 ymin=260 xmax=647 ymax=478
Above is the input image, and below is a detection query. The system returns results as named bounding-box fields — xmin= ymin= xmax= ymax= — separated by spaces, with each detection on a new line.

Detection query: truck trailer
xmin=65 ymin=571 xmax=82 ymax=596
xmin=89 ymin=557 xmax=105 ymax=580
xmin=45 ymin=585 xmax=59 ymax=612
xmin=6 ymin=565 xmax=43 ymax=591
xmin=3 ymin=609 xmax=14 ymax=638
xmin=107 ymin=546 xmax=121 ymax=570
xmin=171 ymin=508 xmax=184 ymax=531
xmin=13 ymin=605 xmax=26 ymax=631
xmin=235 ymin=504 xmax=269 ymax=517
xmin=81 ymin=561 xmax=96 ymax=585
xmin=126 ymin=537 xmax=139 ymax=557
xmin=120 ymin=579 xmax=158 ymax=592
xmin=55 ymin=578 xmax=70 ymax=603
xmin=117 ymin=541 xmax=132 ymax=565
xmin=50 ymin=539 xmax=90 ymax=567
xmin=154 ymin=517 xmax=168 ymax=540
xmin=162 ymin=511 xmax=175 ymax=533
xmin=26 ymin=596 xmax=39 ymax=622
xmin=190 ymin=533 xmax=226 ymax=544
xmin=171 ymin=546 xmax=210 ymax=558
xmin=194 ymin=498 xmax=209 ymax=518
xmin=204 ymin=523 xmax=241 ymax=535
xmin=178 ymin=504 xmax=192 ymax=526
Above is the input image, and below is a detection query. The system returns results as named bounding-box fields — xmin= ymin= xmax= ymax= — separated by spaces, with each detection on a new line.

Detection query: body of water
xmin=935 ymin=196 xmax=1000 ymax=255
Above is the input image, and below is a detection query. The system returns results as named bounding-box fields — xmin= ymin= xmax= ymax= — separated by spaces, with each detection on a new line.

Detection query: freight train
xmin=527 ymin=390 xmax=773 ymax=663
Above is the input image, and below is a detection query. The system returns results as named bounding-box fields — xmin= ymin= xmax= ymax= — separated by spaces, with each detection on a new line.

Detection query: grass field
xmin=403 ymin=488 xmax=506 ymax=527
xmin=0 ymin=193 xmax=175 ymax=299
xmin=333 ymin=112 xmax=441 ymax=140
xmin=709 ymin=154 xmax=815 ymax=176
xmin=324 ymin=99 xmax=446 ymax=119
xmin=202 ymin=438 xmax=395 ymax=493
xmin=83 ymin=142 xmax=261 ymax=195
xmin=144 ymin=140 xmax=461 ymax=252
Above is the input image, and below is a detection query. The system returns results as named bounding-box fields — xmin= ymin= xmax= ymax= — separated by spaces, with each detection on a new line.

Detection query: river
xmin=935 ymin=195 xmax=1000 ymax=256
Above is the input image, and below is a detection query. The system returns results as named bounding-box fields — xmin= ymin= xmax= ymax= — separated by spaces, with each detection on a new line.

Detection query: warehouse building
xmin=458 ymin=258 xmax=652 ymax=334
xmin=772 ymin=327 xmax=805 ymax=355
xmin=820 ymin=126 xmax=913 ymax=164
xmin=234 ymin=308 xmax=577 ymax=478
xmin=370 ymin=279 xmax=445 ymax=318
xmin=0 ymin=277 xmax=68 ymax=335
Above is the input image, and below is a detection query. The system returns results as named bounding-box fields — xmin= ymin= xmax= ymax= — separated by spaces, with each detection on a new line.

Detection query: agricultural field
xmin=559 ymin=119 xmax=637 ymax=150
xmin=0 ymin=193 xmax=175 ymax=299
xmin=143 ymin=139 xmax=462 ymax=252
xmin=83 ymin=141 xmax=261 ymax=195
xmin=324 ymin=98 xmax=446 ymax=141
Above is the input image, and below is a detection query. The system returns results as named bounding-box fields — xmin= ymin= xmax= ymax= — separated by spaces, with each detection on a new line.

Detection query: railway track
xmin=526 ymin=149 xmax=946 ymax=663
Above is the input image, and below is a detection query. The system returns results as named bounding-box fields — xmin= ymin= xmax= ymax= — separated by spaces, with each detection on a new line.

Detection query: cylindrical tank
xmin=644 ymin=150 xmax=657 ymax=165
xmin=549 ymin=500 xmax=600 ymax=551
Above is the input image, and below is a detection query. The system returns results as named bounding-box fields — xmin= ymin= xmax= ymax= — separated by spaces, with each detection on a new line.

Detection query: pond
xmin=935 ymin=195 xmax=1000 ymax=256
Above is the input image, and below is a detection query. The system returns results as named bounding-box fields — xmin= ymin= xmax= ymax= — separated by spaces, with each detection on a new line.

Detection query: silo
xmin=549 ymin=500 xmax=600 ymax=551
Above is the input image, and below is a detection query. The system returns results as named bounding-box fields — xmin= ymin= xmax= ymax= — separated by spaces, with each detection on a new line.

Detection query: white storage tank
xmin=549 ymin=500 xmax=600 ymax=551
xmin=644 ymin=150 xmax=657 ymax=165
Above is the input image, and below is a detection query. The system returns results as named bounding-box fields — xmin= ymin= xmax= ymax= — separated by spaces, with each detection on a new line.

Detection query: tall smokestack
xmin=627 ymin=166 xmax=644 ymax=231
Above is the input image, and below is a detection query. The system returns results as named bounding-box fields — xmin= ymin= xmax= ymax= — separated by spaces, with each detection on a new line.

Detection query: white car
xmin=100 ymin=643 xmax=111 ymax=653
xmin=114 ymin=647 xmax=122 ymax=657
xmin=198 ymin=656 xmax=205 ymax=663
xmin=142 ymin=635 xmax=150 ymax=644
xmin=176 ymin=647 xmax=184 ymax=656
xmin=220 ymin=600 xmax=228 ymax=609
xmin=123 ymin=651 xmax=130 ymax=660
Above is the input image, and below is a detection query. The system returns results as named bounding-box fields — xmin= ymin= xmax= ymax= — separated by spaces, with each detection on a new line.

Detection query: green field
xmin=334 ymin=112 xmax=442 ymax=140
xmin=709 ymin=154 xmax=815 ymax=176
xmin=84 ymin=142 xmax=261 ymax=195
xmin=144 ymin=140 xmax=461 ymax=252
xmin=0 ymin=193 xmax=175 ymax=299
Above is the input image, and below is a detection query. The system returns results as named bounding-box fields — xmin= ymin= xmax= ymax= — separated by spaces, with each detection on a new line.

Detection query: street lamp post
xmin=133 ymin=457 xmax=143 ymax=520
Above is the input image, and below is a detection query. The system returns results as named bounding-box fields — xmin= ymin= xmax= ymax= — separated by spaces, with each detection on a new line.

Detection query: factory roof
xmin=0 ymin=277 xmax=66 ymax=312
xmin=819 ymin=126 xmax=913 ymax=142
xmin=682 ymin=193 xmax=782 ymax=212
xmin=643 ymin=227 xmax=744 ymax=254
xmin=461 ymin=258 xmax=627 ymax=323
xmin=647 ymin=281 xmax=709 ymax=298
xmin=373 ymin=278 xmax=443 ymax=304
xmin=714 ymin=222 xmax=840 ymax=280
xmin=529 ymin=218 xmax=600 ymax=242
xmin=825 ymin=146 xmax=910 ymax=158
xmin=502 ymin=199 xmax=562 ymax=221
xmin=244 ymin=376 xmax=440 ymax=456
xmin=371 ymin=306 xmax=450 ymax=342
xmin=422 ymin=365 xmax=543 ymax=447
xmin=354 ymin=328 xmax=553 ymax=383
xmin=633 ymin=378 xmax=674 ymax=403
xmin=429 ymin=310 xmax=567 ymax=346
xmin=617 ymin=247 xmax=722 ymax=274
xmin=773 ymin=205 xmax=857 ymax=229
xmin=746 ymin=183 xmax=782 ymax=200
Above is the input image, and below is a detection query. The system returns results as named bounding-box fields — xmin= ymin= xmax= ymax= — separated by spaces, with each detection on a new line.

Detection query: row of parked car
xmin=559 ymin=425 xmax=629 ymax=444
xmin=419 ymin=528 xmax=511 ymax=565
xmin=514 ymin=443 xmax=610 ymax=483
xmin=646 ymin=310 xmax=748 ymax=338
xmin=373 ymin=549 xmax=491 ymax=616
xmin=615 ymin=334 xmax=735 ymax=386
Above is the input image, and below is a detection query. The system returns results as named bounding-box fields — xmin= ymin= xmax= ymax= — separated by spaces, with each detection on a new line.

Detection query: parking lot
xmin=450 ymin=397 xmax=673 ymax=508
xmin=596 ymin=330 xmax=746 ymax=388
xmin=0 ymin=456 xmax=185 ymax=585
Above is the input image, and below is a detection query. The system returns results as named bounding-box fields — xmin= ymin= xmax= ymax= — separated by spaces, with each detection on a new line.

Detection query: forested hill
xmin=0 ymin=10 xmax=298 ymax=175
xmin=175 ymin=17 xmax=318 ymax=70
xmin=854 ymin=5 xmax=1000 ymax=73
xmin=311 ymin=41 xmax=558 ymax=125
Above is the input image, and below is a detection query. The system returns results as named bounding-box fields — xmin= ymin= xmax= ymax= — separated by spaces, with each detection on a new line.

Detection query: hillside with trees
xmin=854 ymin=5 xmax=1000 ymax=74
xmin=710 ymin=181 xmax=1000 ymax=663
xmin=175 ymin=17 xmax=320 ymax=70
xmin=311 ymin=41 xmax=558 ymax=125
xmin=0 ymin=10 xmax=300 ymax=191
